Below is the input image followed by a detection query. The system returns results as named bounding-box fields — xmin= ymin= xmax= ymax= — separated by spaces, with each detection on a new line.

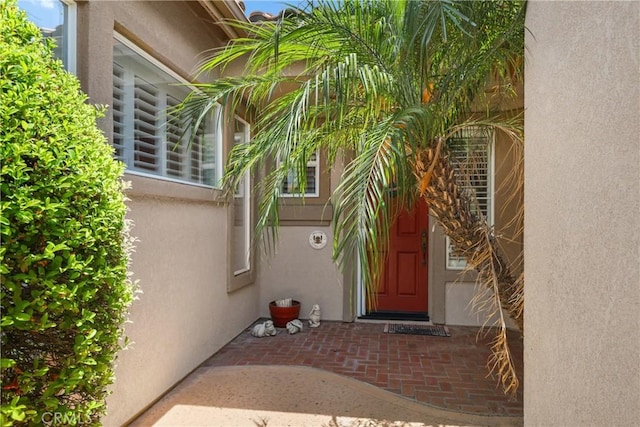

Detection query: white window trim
xmin=446 ymin=129 xmax=495 ymax=271
xmin=20 ymin=0 xmax=76 ymax=73
xmin=62 ymin=0 xmax=76 ymax=74
xmin=279 ymin=149 xmax=320 ymax=198
xmin=114 ymin=33 xmax=185 ymax=88
xmin=233 ymin=116 xmax=251 ymax=276
xmin=113 ymin=32 xmax=223 ymax=189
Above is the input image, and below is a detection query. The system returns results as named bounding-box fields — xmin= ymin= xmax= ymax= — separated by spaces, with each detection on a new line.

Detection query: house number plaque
xmin=309 ymin=231 xmax=327 ymax=250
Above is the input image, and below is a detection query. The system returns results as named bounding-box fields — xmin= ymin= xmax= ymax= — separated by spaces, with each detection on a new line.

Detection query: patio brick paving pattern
xmin=203 ymin=321 xmax=523 ymax=417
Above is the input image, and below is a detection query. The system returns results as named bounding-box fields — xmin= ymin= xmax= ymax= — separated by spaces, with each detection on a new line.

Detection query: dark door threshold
xmin=360 ymin=311 xmax=430 ymax=322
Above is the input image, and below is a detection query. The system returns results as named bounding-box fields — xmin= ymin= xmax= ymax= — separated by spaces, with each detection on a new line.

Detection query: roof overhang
xmin=198 ymin=0 xmax=248 ymax=40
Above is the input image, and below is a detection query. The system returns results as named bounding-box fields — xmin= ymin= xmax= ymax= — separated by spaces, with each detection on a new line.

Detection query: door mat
xmin=384 ymin=323 xmax=451 ymax=337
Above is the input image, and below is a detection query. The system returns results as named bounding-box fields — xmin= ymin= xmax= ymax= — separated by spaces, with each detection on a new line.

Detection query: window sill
xmin=228 ymin=269 xmax=254 ymax=293
xmin=444 ymin=267 xmax=478 ymax=283
xmin=124 ymin=173 xmax=225 ymax=204
xmin=278 ymin=203 xmax=333 ymax=226
xmin=280 ymin=194 xmax=320 ymax=198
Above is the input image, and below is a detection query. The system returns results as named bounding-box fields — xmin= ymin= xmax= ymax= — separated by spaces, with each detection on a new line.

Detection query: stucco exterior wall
xmin=106 ymin=187 xmax=258 ymax=425
xmin=257 ymin=226 xmax=344 ymax=321
xmin=524 ymin=2 xmax=640 ymax=425
xmin=72 ymin=2 xmax=260 ymax=424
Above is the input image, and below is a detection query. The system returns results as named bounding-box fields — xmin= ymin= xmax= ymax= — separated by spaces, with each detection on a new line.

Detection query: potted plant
xmin=269 ymin=298 xmax=301 ymax=328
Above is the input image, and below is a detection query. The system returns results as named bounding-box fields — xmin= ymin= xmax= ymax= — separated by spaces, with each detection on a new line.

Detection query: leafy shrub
xmin=0 ymin=1 xmax=135 ymax=424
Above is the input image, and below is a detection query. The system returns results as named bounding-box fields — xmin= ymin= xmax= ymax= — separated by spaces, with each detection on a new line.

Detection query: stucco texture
xmin=524 ymin=1 xmax=640 ymax=426
xmin=75 ymin=2 xmax=261 ymax=425
xmin=257 ymin=226 xmax=344 ymax=321
xmin=105 ymin=194 xmax=259 ymax=425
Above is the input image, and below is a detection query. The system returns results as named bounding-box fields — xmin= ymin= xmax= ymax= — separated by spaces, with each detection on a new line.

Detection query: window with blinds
xmin=280 ymin=150 xmax=320 ymax=197
xmin=446 ymin=127 xmax=494 ymax=270
xmin=112 ymin=35 xmax=221 ymax=187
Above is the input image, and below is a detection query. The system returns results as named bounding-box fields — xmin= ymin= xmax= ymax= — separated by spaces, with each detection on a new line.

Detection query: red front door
xmin=369 ymin=199 xmax=429 ymax=314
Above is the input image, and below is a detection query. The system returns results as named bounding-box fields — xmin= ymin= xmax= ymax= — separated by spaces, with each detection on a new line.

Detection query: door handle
xmin=421 ymin=230 xmax=427 ymax=265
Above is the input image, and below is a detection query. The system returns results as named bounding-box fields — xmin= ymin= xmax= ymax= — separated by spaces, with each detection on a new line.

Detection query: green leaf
xmin=13 ymin=313 xmax=30 ymax=322
xmin=10 ymin=410 xmax=24 ymax=422
xmin=0 ymin=318 xmax=14 ymax=327
xmin=0 ymin=358 xmax=16 ymax=369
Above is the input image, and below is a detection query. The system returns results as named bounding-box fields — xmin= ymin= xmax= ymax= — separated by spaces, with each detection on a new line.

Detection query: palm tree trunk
xmin=414 ymin=146 xmax=524 ymax=332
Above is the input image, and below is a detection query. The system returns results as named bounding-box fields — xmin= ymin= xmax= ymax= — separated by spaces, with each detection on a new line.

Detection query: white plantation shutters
xmin=133 ymin=75 xmax=160 ymax=173
xmin=112 ymin=62 xmax=126 ymax=162
xmin=449 ymin=127 xmax=493 ymax=221
xmin=165 ymin=95 xmax=185 ymax=179
xmin=112 ymin=35 xmax=221 ymax=187
xmin=165 ymin=96 xmax=218 ymax=185
xmin=446 ymin=127 xmax=494 ymax=270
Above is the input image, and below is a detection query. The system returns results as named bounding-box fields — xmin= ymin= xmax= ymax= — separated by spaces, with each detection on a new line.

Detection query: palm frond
xmin=466 ymin=223 xmax=521 ymax=398
xmin=333 ymin=120 xmax=416 ymax=308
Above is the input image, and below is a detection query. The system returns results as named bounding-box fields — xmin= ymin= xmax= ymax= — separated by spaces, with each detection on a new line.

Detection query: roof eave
xmin=198 ymin=0 xmax=248 ymax=40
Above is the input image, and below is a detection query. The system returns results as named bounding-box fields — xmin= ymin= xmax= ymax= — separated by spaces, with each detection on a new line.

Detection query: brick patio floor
xmin=203 ymin=321 xmax=523 ymax=417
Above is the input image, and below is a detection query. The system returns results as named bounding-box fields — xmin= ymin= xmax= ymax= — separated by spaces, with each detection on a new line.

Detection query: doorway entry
xmin=364 ymin=199 xmax=429 ymax=320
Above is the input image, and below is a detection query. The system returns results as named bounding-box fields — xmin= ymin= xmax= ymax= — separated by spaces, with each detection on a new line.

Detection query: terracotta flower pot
xmin=269 ymin=300 xmax=301 ymax=328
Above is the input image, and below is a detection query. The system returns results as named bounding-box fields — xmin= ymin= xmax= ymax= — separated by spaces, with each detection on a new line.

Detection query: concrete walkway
xmin=128 ymin=365 xmax=523 ymax=426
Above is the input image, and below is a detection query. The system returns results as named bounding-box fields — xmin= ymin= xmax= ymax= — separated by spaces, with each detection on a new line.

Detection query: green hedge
xmin=0 ymin=1 xmax=135 ymax=425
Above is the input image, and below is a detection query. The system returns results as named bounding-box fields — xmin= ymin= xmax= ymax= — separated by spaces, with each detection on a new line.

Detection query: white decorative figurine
xmin=286 ymin=319 xmax=304 ymax=334
xmin=251 ymin=320 xmax=277 ymax=337
xmin=308 ymin=304 xmax=321 ymax=328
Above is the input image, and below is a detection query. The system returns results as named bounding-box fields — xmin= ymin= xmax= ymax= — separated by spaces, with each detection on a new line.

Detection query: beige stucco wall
xmin=524 ymin=2 xmax=640 ymax=425
xmin=74 ymin=2 xmax=260 ymax=424
xmin=106 ymin=186 xmax=259 ymax=425
xmin=257 ymin=226 xmax=344 ymax=321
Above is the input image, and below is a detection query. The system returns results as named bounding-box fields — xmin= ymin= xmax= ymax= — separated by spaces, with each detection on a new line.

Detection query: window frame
xmin=446 ymin=127 xmax=495 ymax=270
xmin=19 ymin=0 xmax=77 ymax=73
xmin=232 ymin=116 xmax=251 ymax=277
xmin=112 ymin=32 xmax=223 ymax=189
xmin=227 ymin=114 xmax=256 ymax=293
xmin=279 ymin=149 xmax=321 ymax=198
xmin=62 ymin=0 xmax=76 ymax=74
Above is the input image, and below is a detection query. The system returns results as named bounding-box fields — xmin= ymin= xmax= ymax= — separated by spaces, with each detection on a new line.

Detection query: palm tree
xmin=179 ymin=0 xmax=525 ymax=394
